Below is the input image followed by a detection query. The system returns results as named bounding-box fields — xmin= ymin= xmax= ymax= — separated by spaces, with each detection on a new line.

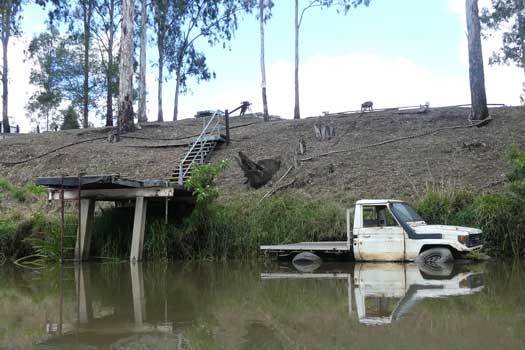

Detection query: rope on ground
xmin=0 ymin=121 xmax=266 ymax=165
xmin=122 ymin=142 xmax=190 ymax=148
xmin=259 ymin=165 xmax=295 ymax=203
xmin=300 ymin=118 xmax=491 ymax=162
xmin=120 ymin=121 xmax=261 ymax=142
xmin=0 ymin=136 xmax=107 ymax=166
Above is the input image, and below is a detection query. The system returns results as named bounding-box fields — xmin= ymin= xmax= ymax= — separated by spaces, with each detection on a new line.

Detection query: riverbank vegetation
xmin=1 ymin=143 xmax=524 ymax=262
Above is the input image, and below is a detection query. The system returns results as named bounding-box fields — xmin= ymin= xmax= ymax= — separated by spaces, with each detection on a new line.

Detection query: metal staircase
xmin=171 ymin=110 xmax=226 ymax=185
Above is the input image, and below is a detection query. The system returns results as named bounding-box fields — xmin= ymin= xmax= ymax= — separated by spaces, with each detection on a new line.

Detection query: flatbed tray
xmin=260 ymin=241 xmax=350 ymax=252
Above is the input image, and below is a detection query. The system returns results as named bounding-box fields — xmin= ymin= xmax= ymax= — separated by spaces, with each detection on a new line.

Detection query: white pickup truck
xmin=260 ymin=199 xmax=483 ymax=262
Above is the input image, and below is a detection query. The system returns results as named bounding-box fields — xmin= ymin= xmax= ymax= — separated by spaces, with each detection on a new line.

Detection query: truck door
xmin=356 ymin=205 xmax=405 ymax=261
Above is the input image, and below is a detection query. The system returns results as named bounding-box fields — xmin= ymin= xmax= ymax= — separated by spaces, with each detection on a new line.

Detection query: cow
xmin=361 ymin=101 xmax=373 ymax=113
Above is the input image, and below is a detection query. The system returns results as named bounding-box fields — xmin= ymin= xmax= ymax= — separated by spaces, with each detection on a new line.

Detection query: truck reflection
xmin=261 ymin=262 xmax=484 ymax=325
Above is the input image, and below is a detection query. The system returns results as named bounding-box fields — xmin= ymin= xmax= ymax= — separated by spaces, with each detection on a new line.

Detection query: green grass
xmin=412 ymin=142 xmax=525 ymax=258
xmin=0 ymin=178 xmax=47 ymax=203
xmin=85 ymin=193 xmax=345 ymax=261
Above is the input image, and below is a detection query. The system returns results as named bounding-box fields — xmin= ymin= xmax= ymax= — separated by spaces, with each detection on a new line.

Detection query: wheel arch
xmin=419 ymin=244 xmax=461 ymax=258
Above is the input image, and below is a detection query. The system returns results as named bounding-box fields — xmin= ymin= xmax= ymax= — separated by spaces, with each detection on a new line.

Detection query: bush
xmin=174 ymin=193 xmax=345 ymax=260
xmin=413 ymin=143 xmax=525 ymax=258
xmin=60 ymin=105 xmax=80 ymax=130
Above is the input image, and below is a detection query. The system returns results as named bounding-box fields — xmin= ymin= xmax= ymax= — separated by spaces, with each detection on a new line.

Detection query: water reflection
xmin=0 ymin=260 xmax=524 ymax=350
xmin=262 ymin=262 xmax=484 ymax=325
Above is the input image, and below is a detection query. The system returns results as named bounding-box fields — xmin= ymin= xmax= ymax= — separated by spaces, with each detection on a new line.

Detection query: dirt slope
xmin=0 ymin=106 xmax=524 ymax=201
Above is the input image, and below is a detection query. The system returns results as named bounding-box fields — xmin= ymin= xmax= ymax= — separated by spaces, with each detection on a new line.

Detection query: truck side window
xmin=363 ymin=206 xmax=399 ymax=228
xmin=377 ymin=206 xmax=398 ymax=227
xmin=362 ymin=206 xmax=378 ymax=227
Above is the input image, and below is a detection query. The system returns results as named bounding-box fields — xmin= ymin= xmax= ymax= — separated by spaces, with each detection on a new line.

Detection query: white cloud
xmin=3 ymin=35 xmax=36 ymax=133
xmin=174 ymin=52 xmax=520 ymax=120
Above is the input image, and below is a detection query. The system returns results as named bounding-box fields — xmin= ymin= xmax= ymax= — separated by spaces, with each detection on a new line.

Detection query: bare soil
xmin=1 ymin=106 xmax=524 ymax=202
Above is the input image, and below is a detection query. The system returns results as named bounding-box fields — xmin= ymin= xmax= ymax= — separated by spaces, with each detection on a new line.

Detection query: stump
xmin=314 ymin=118 xmax=335 ymax=141
xmin=236 ymin=152 xmax=281 ymax=189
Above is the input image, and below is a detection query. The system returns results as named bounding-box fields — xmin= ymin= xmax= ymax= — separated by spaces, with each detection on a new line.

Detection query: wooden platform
xmin=37 ymin=175 xmax=194 ymax=262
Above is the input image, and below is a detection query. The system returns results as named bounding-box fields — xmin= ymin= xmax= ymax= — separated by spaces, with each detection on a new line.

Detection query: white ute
xmin=260 ymin=199 xmax=483 ymax=262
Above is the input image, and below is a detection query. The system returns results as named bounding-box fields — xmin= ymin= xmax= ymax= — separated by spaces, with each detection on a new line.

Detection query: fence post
xmin=225 ymin=109 xmax=230 ymax=145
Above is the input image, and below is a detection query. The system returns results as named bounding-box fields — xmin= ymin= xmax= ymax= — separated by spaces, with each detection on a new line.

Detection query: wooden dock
xmin=36 ymin=175 xmax=194 ymax=262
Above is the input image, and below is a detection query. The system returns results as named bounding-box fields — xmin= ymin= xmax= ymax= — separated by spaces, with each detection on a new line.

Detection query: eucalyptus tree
xmin=259 ymin=0 xmax=273 ymax=121
xmin=118 ymin=0 xmax=134 ymax=131
xmin=466 ymin=0 xmax=489 ymax=120
xmin=166 ymin=0 xmax=255 ymax=121
xmin=292 ymin=0 xmax=371 ymax=119
xmin=93 ymin=0 xmax=121 ymax=126
xmin=0 ymin=0 xmax=23 ymax=133
xmin=138 ymin=0 xmax=148 ymax=122
xmin=151 ymin=0 xmax=171 ymax=122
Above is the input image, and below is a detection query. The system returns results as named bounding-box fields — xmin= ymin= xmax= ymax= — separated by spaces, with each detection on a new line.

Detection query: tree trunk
xmin=118 ymin=0 xmax=135 ymax=132
xmin=1 ymin=6 xmax=10 ymax=133
xmin=294 ymin=0 xmax=300 ymax=120
xmin=157 ymin=25 xmax=165 ymax=122
xmin=260 ymin=0 xmax=269 ymax=121
xmin=138 ymin=0 xmax=147 ymax=123
xmin=82 ymin=1 xmax=92 ymax=128
xmin=466 ymin=0 xmax=489 ymax=121
xmin=173 ymin=68 xmax=181 ymax=121
xmin=157 ymin=40 xmax=164 ymax=122
xmin=106 ymin=1 xmax=114 ymax=127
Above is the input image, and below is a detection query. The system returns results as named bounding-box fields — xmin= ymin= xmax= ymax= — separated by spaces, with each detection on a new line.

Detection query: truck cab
xmin=352 ymin=200 xmax=482 ymax=261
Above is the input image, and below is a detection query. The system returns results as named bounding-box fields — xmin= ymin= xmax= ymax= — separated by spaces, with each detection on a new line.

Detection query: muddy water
xmin=0 ymin=261 xmax=524 ymax=350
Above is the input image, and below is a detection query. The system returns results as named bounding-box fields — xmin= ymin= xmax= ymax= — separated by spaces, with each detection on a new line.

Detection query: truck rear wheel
xmin=416 ymin=247 xmax=454 ymax=265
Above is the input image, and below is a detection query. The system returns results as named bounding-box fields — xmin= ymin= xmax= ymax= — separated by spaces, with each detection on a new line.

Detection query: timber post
xmin=74 ymin=199 xmax=95 ymax=261
xmin=130 ymin=196 xmax=148 ymax=262
xmin=225 ymin=109 xmax=230 ymax=145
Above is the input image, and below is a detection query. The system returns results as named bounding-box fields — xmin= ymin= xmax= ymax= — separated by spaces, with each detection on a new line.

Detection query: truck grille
xmin=467 ymin=234 xmax=482 ymax=247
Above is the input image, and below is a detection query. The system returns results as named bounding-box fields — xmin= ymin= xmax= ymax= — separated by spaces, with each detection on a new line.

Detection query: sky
xmin=3 ymin=0 xmax=524 ymax=132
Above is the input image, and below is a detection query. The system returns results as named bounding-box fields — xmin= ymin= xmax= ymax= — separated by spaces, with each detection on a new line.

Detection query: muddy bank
xmin=0 ymin=107 xmax=524 ymax=200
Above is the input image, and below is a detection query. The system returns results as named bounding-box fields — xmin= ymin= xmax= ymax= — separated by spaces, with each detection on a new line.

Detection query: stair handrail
xmin=177 ymin=110 xmax=223 ymax=184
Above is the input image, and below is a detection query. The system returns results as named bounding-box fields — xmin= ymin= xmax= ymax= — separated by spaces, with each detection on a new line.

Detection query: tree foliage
xmin=93 ymin=0 xmax=121 ymax=126
xmin=481 ymin=0 xmax=525 ymax=68
xmin=185 ymin=160 xmax=230 ymax=205
xmin=165 ymin=0 xmax=254 ymax=120
xmin=25 ymin=27 xmax=66 ymax=131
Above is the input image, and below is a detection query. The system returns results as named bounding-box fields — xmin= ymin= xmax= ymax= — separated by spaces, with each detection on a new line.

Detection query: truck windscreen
xmin=390 ymin=203 xmax=424 ymax=223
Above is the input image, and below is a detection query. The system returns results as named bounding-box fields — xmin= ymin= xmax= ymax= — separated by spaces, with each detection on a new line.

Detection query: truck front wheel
xmin=416 ymin=247 xmax=454 ymax=265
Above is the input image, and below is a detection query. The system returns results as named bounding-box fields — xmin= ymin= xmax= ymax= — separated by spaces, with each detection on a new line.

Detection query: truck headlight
xmin=457 ymin=235 xmax=468 ymax=245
